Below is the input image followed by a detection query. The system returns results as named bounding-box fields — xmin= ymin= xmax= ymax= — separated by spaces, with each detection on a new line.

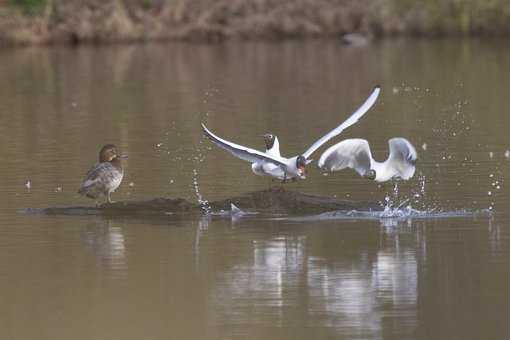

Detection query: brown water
xmin=1 ymin=39 xmax=510 ymax=339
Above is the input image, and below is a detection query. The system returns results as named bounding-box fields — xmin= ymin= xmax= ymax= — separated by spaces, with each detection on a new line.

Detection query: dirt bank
xmin=1 ymin=0 xmax=509 ymax=45
xmin=27 ymin=187 xmax=381 ymax=218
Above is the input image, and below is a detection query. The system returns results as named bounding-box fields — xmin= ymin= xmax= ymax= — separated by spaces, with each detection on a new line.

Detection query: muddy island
xmin=27 ymin=187 xmax=382 ymax=218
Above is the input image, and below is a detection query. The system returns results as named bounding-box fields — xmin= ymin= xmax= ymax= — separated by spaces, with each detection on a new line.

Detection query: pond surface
xmin=1 ymin=39 xmax=510 ymax=339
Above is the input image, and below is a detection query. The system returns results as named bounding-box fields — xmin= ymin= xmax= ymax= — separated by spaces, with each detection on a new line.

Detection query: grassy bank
xmin=1 ymin=0 xmax=510 ymax=45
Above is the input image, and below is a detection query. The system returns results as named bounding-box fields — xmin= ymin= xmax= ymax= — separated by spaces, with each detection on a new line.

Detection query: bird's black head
xmin=363 ymin=169 xmax=376 ymax=181
xmin=296 ymin=155 xmax=307 ymax=168
xmin=296 ymin=155 xmax=307 ymax=177
xmin=263 ymin=134 xmax=275 ymax=150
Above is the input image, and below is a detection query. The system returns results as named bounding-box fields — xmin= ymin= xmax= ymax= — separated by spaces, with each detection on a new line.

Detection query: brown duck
xmin=78 ymin=144 xmax=127 ymax=203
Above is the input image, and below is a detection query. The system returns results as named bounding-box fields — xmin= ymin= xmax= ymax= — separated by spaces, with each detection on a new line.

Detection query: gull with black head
xmin=318 ymin=137 xmax=417 ymax=182
xmin=251 ymin=133 xmax=286 ymax=180
xmin=202 ymin=86 xmax=381 ymax=182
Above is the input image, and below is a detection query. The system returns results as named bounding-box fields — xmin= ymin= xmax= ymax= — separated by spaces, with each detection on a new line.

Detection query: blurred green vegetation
xmin=387 ymin=0 xmax=510 ymax=34
xmin=9 ymin=0 xmax=46 ymax=15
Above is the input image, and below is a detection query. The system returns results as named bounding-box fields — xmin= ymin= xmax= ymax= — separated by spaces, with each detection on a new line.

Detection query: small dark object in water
xmin=341 ymin=33 xmax=369 ymax=46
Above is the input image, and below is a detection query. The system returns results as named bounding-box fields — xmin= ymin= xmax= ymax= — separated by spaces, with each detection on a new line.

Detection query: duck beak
xmin=119 ymin=153 xmax=128 ymax=159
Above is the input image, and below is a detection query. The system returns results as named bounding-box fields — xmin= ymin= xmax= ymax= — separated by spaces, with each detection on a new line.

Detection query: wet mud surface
xmin=26 ymin=187 xmax=382 ymax=218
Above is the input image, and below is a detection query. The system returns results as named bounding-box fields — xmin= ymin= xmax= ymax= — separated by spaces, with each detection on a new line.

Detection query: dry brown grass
xmin=1 ymin=0 xmax=510 ymax=45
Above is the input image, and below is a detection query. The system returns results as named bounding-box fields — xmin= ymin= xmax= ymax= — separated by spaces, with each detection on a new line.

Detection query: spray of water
xmin=192 ymin=168 xmax=211 ymax=214
xmin=377 ymin=171 xmax=439 ymax=219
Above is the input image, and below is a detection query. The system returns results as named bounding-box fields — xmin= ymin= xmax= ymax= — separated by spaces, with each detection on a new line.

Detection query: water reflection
xmin=488 ymin=217 xmax=502 ymax=256
xmin=211 ymin=226 xmax=419 ymax=338
xmin=193 ymin=215 xmax=210 ymax=271
xmin=2 ymin=39 xmax=510 ymax=339
xmin=80 ymin=218 xmax=127 ymax=277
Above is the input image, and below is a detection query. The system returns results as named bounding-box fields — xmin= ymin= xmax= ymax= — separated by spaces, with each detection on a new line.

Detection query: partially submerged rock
xmin=209 ymin=187 xmax=380 ymax=215
xmin=31 ymin=197 xmax=196 ymax=217
xmin=28 ymin=187 xmax=381 ymax=218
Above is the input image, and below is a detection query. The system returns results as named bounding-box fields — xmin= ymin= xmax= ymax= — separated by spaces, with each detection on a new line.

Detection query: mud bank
xmin=1 ymin=0 xmax=509 ymax=46
xmin=26 ymin=187 xmax=381 ymax=218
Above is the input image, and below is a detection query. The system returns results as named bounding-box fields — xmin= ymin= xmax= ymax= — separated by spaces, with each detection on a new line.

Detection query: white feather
xmin=319 ymin=137 xmax=417 ymax=182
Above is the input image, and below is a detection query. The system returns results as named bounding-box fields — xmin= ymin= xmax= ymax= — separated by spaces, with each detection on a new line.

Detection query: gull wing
xmin=202 ymin=124 xmax=288 ymax=168
xmin=318 ymin=138 xmax=372 ymax=176
xmin=387 ymin=138 xmax=417 ymax=180
xmin=302 ymin=85 xmax=380 ymax=159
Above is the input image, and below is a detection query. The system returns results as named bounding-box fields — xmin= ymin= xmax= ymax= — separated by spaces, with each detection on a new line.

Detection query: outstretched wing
xmin=318 ymin=138 xmax=372 ymax=176
xmin=387 ymin=138 xmax=417 ymax=180
xmin=302 ymin=85 xmax=380 ymax=159
xmin=202 ymin=124 xmax=288 ymax=167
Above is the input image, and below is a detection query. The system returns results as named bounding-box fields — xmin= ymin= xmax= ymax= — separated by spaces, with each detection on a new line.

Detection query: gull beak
xmin=298 ymin=166 xmax=306 ymax=179
xmin=119 ymin=153 xmax=129 ymax=159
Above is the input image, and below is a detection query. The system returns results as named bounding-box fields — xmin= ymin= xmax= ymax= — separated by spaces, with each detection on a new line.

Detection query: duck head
xmin=99 ymin=144 xmax=127 ymax=163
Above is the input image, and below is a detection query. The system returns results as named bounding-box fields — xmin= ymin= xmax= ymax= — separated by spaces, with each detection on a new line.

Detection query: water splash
xmin=230 ymin=203 xmax=243 ymax=216
xmin=192 ymin=168 xmax=211 ymax=214
xmin=276 ymin=207 xmax=491 ymax=225
xmin=190 ymin=136 xmax=212 ymax=214
xmin=487 ymin=168 xmax=504 ymax=212
xmin=207 ymin=203 xmax=259 ymax=220
xmin=380 ymin=182 xmax=408 ymax=213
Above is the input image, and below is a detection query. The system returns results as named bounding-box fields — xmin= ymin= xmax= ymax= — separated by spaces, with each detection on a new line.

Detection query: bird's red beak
xmin=298 ymin=165 xmax=306 ymax=177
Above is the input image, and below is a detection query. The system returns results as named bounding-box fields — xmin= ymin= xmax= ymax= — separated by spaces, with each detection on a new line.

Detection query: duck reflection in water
xmin=81 ymin=218 xmax=127 ymax=275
